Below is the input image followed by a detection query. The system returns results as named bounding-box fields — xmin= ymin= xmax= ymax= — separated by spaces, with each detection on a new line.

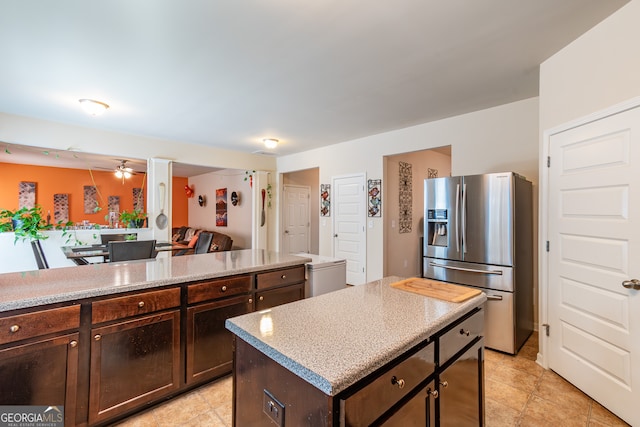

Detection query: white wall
xmin=277 ymin=97 xmax=539 ymax=282
xmin=540 ymin=1 xmax=640 ymax=132
xmin=188 ymin=169 xmax=252 ymax=249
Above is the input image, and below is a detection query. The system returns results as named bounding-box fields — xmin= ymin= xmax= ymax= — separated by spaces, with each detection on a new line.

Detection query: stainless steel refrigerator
xmin=423 ymin=172 xmax=533 ymax=354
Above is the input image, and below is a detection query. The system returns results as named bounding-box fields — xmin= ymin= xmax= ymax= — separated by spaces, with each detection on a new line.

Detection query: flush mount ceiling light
xmin=79 ymin=98 xmax=109 ymax=116
xmin=262 ymin=138 xmax=279 ymax=149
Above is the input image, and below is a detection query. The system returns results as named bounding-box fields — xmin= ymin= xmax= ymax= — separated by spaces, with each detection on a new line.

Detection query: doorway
xmin=282 ymin=185 xmax=310 ymax=254
xmin=281 ymin=168 xmax=319 ymax=254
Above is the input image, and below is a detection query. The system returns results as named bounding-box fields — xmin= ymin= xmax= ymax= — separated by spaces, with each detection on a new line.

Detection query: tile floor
xmin=115 ymin=332 xmax=629 ymax=427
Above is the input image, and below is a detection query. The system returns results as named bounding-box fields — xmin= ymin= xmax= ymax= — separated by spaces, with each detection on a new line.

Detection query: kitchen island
xmin=0 ymin=249 xmax=310 ymax=426
xmin=226 ymin=276 xmax=487 ymax=426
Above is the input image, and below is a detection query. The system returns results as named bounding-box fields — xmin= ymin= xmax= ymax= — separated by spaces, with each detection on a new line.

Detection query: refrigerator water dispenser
xmin=427 ymin=209 xmax=448 ymax=247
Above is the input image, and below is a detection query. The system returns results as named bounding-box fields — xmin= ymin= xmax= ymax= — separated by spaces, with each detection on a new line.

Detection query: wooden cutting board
xmin=390 ymin=277 xmax=481 ymax=302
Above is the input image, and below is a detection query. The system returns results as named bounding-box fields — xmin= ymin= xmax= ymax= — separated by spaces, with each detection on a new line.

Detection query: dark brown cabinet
xmin=255 ymin=266 xmax=305 ymax=310
xmin=0 ymin=305 xmax=80 ymax=426
xmin=256 ymin=283 xmax=304 ymax=310
xmin=379 ymin=381 xmax=436 ymax=427
xmin=186 ymin=294 xmax=252 ymax=385
xmin=88 ymin=289 xmax=181 ymax=425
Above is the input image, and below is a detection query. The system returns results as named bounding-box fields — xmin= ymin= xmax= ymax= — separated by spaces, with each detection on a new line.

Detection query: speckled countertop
xmin=0 ymin=250 xmax=310 ymax=312
xmin=226 ymin=276 xmax=486 ymax=396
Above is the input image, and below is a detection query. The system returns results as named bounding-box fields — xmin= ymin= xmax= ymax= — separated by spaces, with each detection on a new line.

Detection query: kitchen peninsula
xmin=226 ymin=276 xmax=487 ymax=426
xmin=0 ymin=249 xmax=310 ymax=426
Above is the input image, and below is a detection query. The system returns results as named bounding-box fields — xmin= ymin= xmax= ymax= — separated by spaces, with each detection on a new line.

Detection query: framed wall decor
xmin=367 ymin=179 xmax=381 ymax=217
xmin=320 ymin=184 xmax=331 ymax=217
xmin=399 ymin=161 xmax=412 ymax=233
xmin=18 ymin=181 xmax=36 ymax=209
xmin=216 ymin=188 xmax=228 ymax=226
xmin=53 ymin=193 xmax=69 ymax=223
xmin=83 ymin=185 xmax=98 ymax=214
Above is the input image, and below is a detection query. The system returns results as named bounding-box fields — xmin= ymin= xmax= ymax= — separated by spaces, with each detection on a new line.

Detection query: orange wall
xmin=0 ymin=162 xmax=148 ymax=225
xmin=172 ymin=176 xmax=188 ymax=228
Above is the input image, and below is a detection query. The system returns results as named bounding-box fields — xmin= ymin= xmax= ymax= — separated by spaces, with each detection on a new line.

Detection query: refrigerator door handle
xmin=429 ymin=261 xmax=503 ymax=275
xmin=461 ymin=183 xmax=467 ymax=254
xmin=455 ymin=184 xmax=460 ymax=253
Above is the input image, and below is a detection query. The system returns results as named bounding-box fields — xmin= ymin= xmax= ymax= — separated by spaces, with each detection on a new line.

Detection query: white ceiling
xmin=0 ymin=0 xmax=628 ymax=160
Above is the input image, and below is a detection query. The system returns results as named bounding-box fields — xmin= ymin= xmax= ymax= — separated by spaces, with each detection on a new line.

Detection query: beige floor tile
xmin=198 ymin=375 xmax=233 ymax=407
xmin=522 ymin=395 xmax=588 ymax=427
xmin=152 ymin=390 xmax=211 ymax=427
xmin=179 ymin=410 xmax=228 ymax=427
xmin=484 ymin=397 xmax=520 ymax=427
xmin=590 ymin=401 xmax=630 ymax=426
xmin=213 ymin=401 xmax=233 ymax=426
xmin=485 ymin=378 xmax=529 ymax=413
xmin=490 ymin=364 xmax=539 ymax=394
xmin=111 ymin=408 xmax=158 ymax=427
xmin=501 ymin=354 xmax=544 ymax=378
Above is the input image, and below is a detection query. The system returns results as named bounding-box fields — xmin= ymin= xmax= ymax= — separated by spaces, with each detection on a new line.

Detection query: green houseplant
xmin=119 ymin=209 xmax=147 ymax=228
xmin=0 ymin=205 xmax=52 ymax=243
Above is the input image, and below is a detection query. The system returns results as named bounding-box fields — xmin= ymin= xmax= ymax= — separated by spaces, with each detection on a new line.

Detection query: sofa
xmin=171 ymin=226 xmax=234 ymax=252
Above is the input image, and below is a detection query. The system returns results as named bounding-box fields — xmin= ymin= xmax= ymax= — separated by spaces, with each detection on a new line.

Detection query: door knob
xmin=334 ymin=234 xmax=338 ymax=238
xmin=284 ymin=230 xmax=289 ymax=234
xmin=622 ymin=279 xmax=640 ymax=290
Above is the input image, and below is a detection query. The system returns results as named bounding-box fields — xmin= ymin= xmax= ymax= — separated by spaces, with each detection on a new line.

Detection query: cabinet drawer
xmin=0 ymin=305 xmax=80 ymax=345
xmin=256 ymin=284 xmax=304 ymax=310
xmin=256 ymin=266 xmax=305 ymax=289
xmin=439 ymin=309 xmax=483 ymax=364
xmin=341 ymin=341 xmax=435 ymax=426
xmin=92 ymin=288 xmax=181 ymax=324
xmin=188 ymin=275 xmax=251 ymax=304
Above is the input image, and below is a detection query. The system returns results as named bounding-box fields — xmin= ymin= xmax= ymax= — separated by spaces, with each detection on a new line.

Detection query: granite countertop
xmin=0 ymin=250 xmax=311 ymax=312
xmin=226 ymin=276 xmax=486 ymax=396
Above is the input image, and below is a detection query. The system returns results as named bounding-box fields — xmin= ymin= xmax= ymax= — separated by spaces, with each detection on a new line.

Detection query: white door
xmin=333 ymin=174 xmax=366 ymax=285
xmin=548 ymin=106 xmax=640 ymax=426
xmin=282 ymin=185 xmax=310 ymax=254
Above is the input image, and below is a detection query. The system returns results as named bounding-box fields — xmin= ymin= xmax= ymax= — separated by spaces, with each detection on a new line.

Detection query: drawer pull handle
xmin=281 ymin=274 xmax=287 ymax=280
xmin=460 ymin=328 xmax=470 ymax=337
xmin=138 ymin=301 xmax=145 ymax=308
xmin=427 ymin=388 xmax=439 ymax=399
xmin=69 ymin=340 xmax=78 ymax=348
xmin=391 ymin=376 xmax=405 ymax=389
xmin=221 ymin=286 xmax=227 ymax=292
xmin=9 ymin=325 xmax=20 ymax=333
xmin=248 ymin=298 xmax=253 ymax=304
xmin=259 ymin=296 xmax=264 ymax=301
xmin=440 ymin=380 xmax=449 ymax=388
xmin=94 ymin=334 xmax=102 ymax=341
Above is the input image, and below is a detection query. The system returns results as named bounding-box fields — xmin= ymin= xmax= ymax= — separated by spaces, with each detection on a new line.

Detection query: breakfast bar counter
xmin=226 ymin=276 xmax=487 ymax=426
xmin=0 ymin=249 xmax=310 ymax=312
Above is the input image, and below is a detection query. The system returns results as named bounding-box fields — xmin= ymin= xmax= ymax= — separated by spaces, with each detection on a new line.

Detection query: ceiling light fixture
xmin=79 ymin=98 xmax=109 ymax=116
xmin=263 ymin=138 xmax=279 ymax=149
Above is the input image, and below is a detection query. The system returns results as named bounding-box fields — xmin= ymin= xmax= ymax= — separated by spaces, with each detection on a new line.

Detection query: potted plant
xmin=119 ymin=209 xmax=147 ymax=228
xmin=0 ymin=205 xmax=52 ymax=243
xmin=0 ymin=205 xmax=53 ymax=269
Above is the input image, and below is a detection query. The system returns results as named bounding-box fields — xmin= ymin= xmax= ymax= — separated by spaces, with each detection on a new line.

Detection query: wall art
xmin=428 ymin=168 xmax=438 ymax=178
xmin=108 ymin=196 xmax=120 ymax=216
xmin=18 ymin=181 xmax=36 ymax=209
xmin=399 ymin=161 xmax=412 ymax=233
xmin=367 ymin=179 xmax=381 ymax=217
xmin=53 ymin=193 xmax=69 ymax=223
xmin=216 ymin=188 xmax=228 ymax=226
xmin=133 ymin=187 xmax=144 ymax=211
xmin=320 ymin=184 xmax=331 ymax=217
xmin=83 ymin=185 xmax=98 ymax=214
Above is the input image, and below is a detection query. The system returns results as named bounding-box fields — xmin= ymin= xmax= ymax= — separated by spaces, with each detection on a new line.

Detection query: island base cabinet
xmin=437 ymin=339 xmax=484 ymax=427
xmin=0 ymin=333 xmax=79 ymax=426
xmin=234 ymin=337 xmax=333 ymax=427
xmin=88 ymin=311 xmax=180 ymax=425
xmin=378 ymin=381 xmax=436 ymax=427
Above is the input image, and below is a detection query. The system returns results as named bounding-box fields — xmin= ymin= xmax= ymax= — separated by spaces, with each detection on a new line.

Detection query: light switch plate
xmin=263 ymin=389 xmax=285 ymax=426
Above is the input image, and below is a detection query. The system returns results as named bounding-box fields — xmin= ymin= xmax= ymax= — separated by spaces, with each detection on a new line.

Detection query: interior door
xmin=282 ymin=185 xmax=310 ymax=254
xmin=333 ymin=174 xmax=366 ymax=285
xmin=548 ymin=106 xmax=640 ymax=426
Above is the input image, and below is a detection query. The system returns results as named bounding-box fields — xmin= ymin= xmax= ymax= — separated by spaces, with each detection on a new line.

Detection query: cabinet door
xmin=186 ymin=295 xmax=252 ymax=385
xmin=378 ymin=380 xmax=436 ymax=427
xmin=89 ymin=311 xmax=180 ymax=425
xmin=256 ymin=283 xmax=303 ymax=310
xmin=437 ymin=340 xmax=484 ymax=427
xmin=0 ymin=333 xmax=79 ymax=426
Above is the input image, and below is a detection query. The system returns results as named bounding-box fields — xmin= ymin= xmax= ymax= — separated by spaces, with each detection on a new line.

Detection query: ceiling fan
xmin=113 ymin=159 xmax=135 ymax=179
